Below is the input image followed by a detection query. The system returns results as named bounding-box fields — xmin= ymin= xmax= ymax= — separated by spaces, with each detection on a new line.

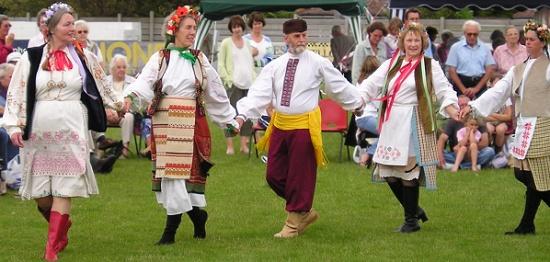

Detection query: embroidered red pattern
xmin=280 ymin=58 xmax=299 ymax=107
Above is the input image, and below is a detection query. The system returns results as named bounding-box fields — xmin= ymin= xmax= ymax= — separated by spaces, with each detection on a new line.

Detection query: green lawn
xmin=1 ymin=126 xmax=549 ymax=261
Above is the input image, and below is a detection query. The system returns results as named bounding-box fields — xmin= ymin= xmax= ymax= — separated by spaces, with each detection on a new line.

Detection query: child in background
xmin=355 ymin=56 xmax=381 ymax=166
xmin=451 ymin=117 xmax=482 ymax=172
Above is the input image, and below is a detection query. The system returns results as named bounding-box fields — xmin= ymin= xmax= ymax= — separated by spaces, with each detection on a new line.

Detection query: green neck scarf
xmin=168 ymin=46 xmax=196 ymax=65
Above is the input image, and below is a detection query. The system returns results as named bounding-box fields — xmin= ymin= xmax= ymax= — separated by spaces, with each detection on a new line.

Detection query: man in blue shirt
xmin=446 ymin=20 xmax=495 ymax=99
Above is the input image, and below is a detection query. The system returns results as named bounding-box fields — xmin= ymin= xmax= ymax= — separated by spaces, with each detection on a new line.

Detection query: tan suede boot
xmin=297 ymin=209 xmax=319 ymax=234
xmin=273 ymin=212 xmax=300 ymax=238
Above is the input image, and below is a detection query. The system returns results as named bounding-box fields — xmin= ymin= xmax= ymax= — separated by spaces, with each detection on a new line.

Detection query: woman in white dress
xmin=461 ymin=21 xmax=550 ymax=235
xmin=359 ymin=23 xmax=459 ymax=233
xmin=125 ymin=6 xmax=238 ymax=244
xmin=2 ymin=3 xmax=122 ymax=261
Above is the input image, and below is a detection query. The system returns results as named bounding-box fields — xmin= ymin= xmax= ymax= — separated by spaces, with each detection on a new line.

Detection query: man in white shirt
xmin=236 ymin=19 xmax=364 ymax=238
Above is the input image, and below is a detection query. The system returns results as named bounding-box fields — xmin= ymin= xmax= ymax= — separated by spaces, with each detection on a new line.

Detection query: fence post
xmin=26 ymin=12 xmax=30 ymax=21
xmin=440 ymin=17 xmax=445 ymax=32
xmin=149 ymin=11 xmax=155 ymax=43
xmin=117 ymin=13 xmax=122 ymax=22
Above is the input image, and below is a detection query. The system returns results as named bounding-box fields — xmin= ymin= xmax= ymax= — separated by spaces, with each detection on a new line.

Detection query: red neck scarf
xmin=48 ymin=50 xmax=73 ymax=71
xmin=375 ymin=56 xmax=421 ymax=131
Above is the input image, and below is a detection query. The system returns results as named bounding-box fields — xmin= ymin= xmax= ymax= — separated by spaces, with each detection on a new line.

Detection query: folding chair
xmin=319 ymin=98 xmax=349 ymax=161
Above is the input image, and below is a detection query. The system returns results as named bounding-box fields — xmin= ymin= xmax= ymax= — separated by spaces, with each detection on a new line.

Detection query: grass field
xmin=1 ymin=126 xmax=549 ymax=261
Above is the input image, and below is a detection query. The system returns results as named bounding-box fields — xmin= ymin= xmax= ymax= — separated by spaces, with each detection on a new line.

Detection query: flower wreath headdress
xmin=165 ymin=6 xmax=201 ymax=45
xmin=524 ymin=20 xmax=550 ymax=45
xmin=44 ymin=2 xmax=72 ymax=25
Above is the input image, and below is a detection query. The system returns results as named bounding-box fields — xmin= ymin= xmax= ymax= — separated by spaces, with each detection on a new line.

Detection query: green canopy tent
xmin=193 ymin=0 xmax=366 ymax=49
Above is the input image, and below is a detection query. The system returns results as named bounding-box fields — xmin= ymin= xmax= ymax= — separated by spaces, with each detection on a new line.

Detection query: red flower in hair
xmin=176 ymin=6 xmax=188 ymax=17
xmin=165 ymin=5 xmax=200 ymax=41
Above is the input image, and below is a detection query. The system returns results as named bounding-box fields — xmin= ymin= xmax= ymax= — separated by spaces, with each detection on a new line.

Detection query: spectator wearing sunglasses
xmin=0 ymin=15 xmax=14 ymax=64
xmin=28 ymin=9 xmax=48 ymax=48
xmin=446 ymin=20 xmax=495 ymax=99
xmin=74 ymin=19 xmax=104 ymax=67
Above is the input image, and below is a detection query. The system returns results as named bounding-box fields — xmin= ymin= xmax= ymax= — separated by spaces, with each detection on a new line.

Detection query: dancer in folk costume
xmin=2 ymin=2 xmax=123 ymax=261
xmin=236 ymin=19 xmax=364 ymax=238
xmin=461 ymin=21 xmax=550 ymax=235
xmin=358 ymin=23 xmax=459 ymax=233
xmin=124 ymin=6 xmax=239 ymax=244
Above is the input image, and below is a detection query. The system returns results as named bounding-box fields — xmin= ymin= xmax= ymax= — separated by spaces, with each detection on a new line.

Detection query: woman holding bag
xmin=2 ymin=2 xmax=122 ymax=261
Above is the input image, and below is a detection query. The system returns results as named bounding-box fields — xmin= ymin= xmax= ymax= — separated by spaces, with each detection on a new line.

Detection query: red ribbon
xmin=375 ymin=57 xmax=421 ymax=131
xmin=48 ymin=50 xmax=73 ymax=71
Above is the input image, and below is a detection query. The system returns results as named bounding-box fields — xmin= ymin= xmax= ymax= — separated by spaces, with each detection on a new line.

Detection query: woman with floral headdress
xmin=358 ymin=23 xmax=459 ymax=233
xmin=124 ymin=6 xmax=238 ymax=244
xmin=2 ymin=2 xmax=122 ymax=261
xmin=461 ymin=21 xmax=550 ymax=235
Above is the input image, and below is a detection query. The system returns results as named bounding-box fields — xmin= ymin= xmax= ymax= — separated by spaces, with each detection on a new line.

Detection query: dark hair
xmin=426 ymin=26 xmax=438 ymax=42
xmin=228 ymin=15 xmax=246 ymax=33
xmin=404 ymin=8 xmax=421 ymax=21
xmin=247 ymin=12 xmax=265 ymax=29
xmin=441 ymin=31 xmax=454 ymax=42
xmin=367 ymin=21 xmax=387 ymax=36
xmin=490 ymin=30 xmax=505 ymax=50
xmin=331 ymin=25 xmax=343 ymax=37
xmin=490 ymin=30 xmax=504 ymax=41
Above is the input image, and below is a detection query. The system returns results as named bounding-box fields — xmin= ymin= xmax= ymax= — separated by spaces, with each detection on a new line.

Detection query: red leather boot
xmin=56 ymin=215 xmax=71 ymax=252
xmin=44 ymin=211 xmax=67 ymax=261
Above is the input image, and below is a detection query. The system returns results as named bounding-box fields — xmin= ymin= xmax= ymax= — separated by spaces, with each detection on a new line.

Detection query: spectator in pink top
xmin=0 ymin=15 xmax=14 ymax=64
xmin=451 ymin=117 xmax=482 ymax=172
xmin=493 ymin=26 xmax=528 ymax=82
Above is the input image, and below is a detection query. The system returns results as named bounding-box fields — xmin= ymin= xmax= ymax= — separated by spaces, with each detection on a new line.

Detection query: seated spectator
xmin=426 ymin=26 xmax=440 ymax=61
xmin=138 ymin=116 xmax=152 ymax=158
xmin=27 ymin=9 xmax=48 ymax=48
xmin=0 ymin=15 xmax=14 ymax=64
xmin=74 ymin=20 xmax=104 ymax=67
xmin=485 ymin=98 xmax=513 ymax=153
xmin=451 ymin=117 xmax=482 ymax=172
xmin=106 ymin=54 xmax=136 ymax=158
xmin=437 ymin=30 xmax=459 ymax=70
xmin=354 ymin=55 xmax=380 ymax=166
xmin=446 ymin=20 xmax=495 ymax=99
xmin=0 ymin=63 xmax=18 ymax=169
xmin=490 ymin=30 xmax=505 ymax=51
xmin=492 ymin=26 xmax=528 ymax=83
xmin=437 ymin=95 xmax=496 ymax=170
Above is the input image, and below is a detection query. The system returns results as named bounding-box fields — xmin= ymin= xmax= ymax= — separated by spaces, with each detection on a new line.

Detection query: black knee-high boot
xmin=156 ymin=214 xmax=182 ymax=245
xmin=387 ymin=180 xmax=428 ymax=222
xmin=400 ymin=185 xmax=421 ymax=233
xmin=505 ymin=188 xmax=540 ymax=235
xmin=187 ymin=207 xmax=208 ymax=239
xmin=539 ymin=190 xmax=550 ymax=208
xmin=37 ymin=205 xmax=51 ymax=222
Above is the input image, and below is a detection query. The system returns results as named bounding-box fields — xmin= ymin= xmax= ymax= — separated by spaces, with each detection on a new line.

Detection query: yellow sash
xmin=256 ymin=107 xmax=327 ymax=168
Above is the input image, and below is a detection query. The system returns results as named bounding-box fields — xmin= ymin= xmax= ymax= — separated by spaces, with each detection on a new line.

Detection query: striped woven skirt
xmin=152 ymin=97 xmax=196 ymax=179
